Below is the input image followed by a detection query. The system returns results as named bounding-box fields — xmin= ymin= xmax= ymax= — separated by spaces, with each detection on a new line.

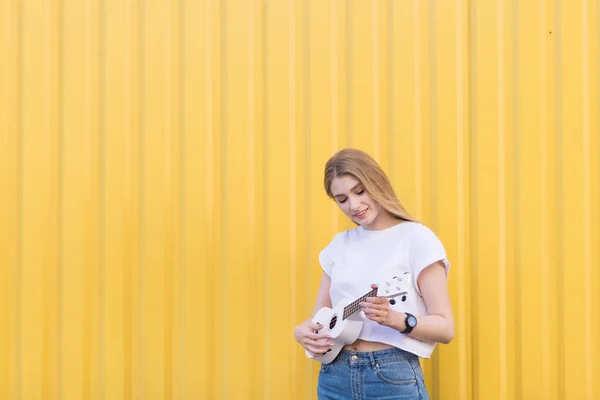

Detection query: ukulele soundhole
xmin=329 ymin=315 xmax=337 ymax=330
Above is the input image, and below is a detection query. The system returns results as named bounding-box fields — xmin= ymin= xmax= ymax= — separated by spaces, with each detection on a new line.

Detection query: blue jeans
xmin=317 ymin=347 xmax=429 ymax=400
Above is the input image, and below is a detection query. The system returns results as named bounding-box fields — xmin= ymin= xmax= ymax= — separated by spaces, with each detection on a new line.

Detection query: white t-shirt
xmin=319 ymin=221 xmax=450 ymax=359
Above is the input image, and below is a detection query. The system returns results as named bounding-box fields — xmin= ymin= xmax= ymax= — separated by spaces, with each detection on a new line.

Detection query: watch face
xmin=408 ymin=316 xmax=417 ymax=327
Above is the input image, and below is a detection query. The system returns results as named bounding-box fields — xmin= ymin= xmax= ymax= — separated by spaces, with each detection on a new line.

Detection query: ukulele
xmin=306 ymin=273 xmax=410 ymax=364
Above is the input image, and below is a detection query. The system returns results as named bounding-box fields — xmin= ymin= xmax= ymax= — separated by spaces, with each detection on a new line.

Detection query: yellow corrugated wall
xmin=0 ymin=0 xmax=599 ymax=399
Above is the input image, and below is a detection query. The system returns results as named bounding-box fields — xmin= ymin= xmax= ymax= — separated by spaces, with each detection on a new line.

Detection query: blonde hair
xmin=324 ymin=148 xmax=415 ymax=222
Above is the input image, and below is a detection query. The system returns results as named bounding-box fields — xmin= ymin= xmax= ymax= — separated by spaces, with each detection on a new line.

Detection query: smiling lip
xmin=353 ymin=208 xmax=368 ymax=219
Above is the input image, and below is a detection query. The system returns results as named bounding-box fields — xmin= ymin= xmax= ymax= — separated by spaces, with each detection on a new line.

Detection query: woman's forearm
xmin=388 ymin=311 xmax=455 ymax=344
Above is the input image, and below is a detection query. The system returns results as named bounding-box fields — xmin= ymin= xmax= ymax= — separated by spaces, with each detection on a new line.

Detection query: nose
xmin=349 ymin=196 xmax=360 ymax=211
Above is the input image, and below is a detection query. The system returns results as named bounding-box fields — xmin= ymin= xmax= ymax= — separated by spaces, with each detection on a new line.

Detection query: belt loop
xmin=368 ymin=352 xmax=376 ymax=369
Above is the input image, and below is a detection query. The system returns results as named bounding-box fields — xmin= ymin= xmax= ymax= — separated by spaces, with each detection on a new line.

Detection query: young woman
xmin=294 ymin=149 xmax=454 ymax=399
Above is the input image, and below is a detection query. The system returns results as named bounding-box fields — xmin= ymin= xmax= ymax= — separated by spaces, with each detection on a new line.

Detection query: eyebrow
xmin=333 ymin=183 xmax=362 ymax=198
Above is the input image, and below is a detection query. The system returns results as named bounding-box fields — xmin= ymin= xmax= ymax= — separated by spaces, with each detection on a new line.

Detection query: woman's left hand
xmin=359 ymin=284 xmax=397 ymax=327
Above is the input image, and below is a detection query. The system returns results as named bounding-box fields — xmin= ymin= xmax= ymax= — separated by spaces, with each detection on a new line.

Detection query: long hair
xmin=324 ymin=148 xmax=415 ymax=222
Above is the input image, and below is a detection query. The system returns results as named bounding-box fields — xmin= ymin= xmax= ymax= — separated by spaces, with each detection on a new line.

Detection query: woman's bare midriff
xmin=343 ymin=339 xmax=394 ymax=352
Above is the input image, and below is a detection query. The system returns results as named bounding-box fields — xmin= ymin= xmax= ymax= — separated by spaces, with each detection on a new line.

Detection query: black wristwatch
xmin=401 ymin=313 xmax=417 ymax=334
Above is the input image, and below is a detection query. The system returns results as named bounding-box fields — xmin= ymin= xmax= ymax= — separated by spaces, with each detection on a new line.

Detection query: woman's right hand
xmin=294 ymin=319 xmax=334 ymax=357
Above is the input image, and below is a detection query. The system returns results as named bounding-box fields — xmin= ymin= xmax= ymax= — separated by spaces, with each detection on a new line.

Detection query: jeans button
xmin=351 ymin=355 xmax=358 ymax=361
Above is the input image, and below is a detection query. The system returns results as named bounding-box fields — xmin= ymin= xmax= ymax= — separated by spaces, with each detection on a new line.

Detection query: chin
xmin=360 ymin=218 xmax=375 ymax=227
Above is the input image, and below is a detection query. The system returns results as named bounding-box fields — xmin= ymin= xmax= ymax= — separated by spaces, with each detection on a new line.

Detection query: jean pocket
xmin=319 ymin=362 xmax=330 ymax=374
xmin=375 ymin=361 xmax=417 ymax=386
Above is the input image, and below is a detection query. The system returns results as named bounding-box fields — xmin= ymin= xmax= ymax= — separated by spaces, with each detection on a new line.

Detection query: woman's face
xmin=330 ymin=175 xmax=383 ymax=229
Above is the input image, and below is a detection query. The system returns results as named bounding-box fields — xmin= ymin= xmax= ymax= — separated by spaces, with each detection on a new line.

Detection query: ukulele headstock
xmin=376 ymin=273 xmax=410 ymax=297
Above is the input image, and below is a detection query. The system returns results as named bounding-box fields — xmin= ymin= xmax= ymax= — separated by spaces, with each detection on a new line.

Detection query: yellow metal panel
xmin=1 ymin=0 xmax=599 ymax=399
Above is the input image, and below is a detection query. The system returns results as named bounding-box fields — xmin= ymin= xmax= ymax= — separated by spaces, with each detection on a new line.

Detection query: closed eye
xmin=337 ymin=189 xmax=364 ymax=204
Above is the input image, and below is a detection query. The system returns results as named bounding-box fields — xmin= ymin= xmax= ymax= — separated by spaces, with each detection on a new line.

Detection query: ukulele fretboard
xmin=342 ymin=288 xmax=378 ymax=320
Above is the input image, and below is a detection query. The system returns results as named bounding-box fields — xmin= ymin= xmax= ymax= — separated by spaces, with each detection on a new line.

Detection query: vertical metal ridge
xmin=456 ymin=0 xmax=468 ymax=397
xmin=43 ymin=1 xmax=52 ymax=395
xmin=414 ymin=0 xmax=422 ymax=218
xmin=49 ymin=0 xmax=63 ymax=397
xmin=346 ymin=0 xmax=353 ymax=145
xmin=597 ymin=2 xmax=600 ymax=391
xmin=331 ymin=0 xmax=338 ymax=149
xmin=497 ymin=2 xmax=508 ymax=398
xmin=164 ymin=0 xmax=173 ymax=397
xmin=387 ymin=0 xmax=394 ymax=180
xmin=17 ymin=0 xmax=24 ymax=396
xmin=597 ymin=0 xmax=600 ymax=203
xmin=123 ymin=0 xmax=132 ymax=397
xmin=204 ymin=0 xmax=215 ymax=395
xmin=179 ymin=0 xmax=186 ymax=395
xmin=58 ymin=0 xmax=65 ymax=396
xmin=582 ymin=1 xmax=593 ymax=397
xmin=288 ymin=0 xmax=296 ymax=385
xmin=219 ymin=0 xmax=228 ymax=393
xmin=372 ymin=0 xmax=379 ymax=159
xmin=429 ymin=0 xmax=437 ymax=228
xmin=428 ymin=0 xmax=439 ymax=394
xmin=0 ymin=0 xmax=14 ymax=392
xmin=83 ymin=0 xmax=93 ymax=395
xmin=553 ymin=0 xmax=565 ymax=397
xmin=596 ymin=2 xmax=600 ymax=395
xmin=42 ymin=0 xmax=58 ymax=396
xmin=539 ymin=1 xmax=551 ymax=397
xmin=303 ymin=0 xmax=312 ymax=388
xmin=331 ymin=0 xmax=338 ymax=232
xmin=262 ymin=0 xmax=270 ymax=394
xmin=511 ymin=0 xmax=522 ymax=398
xmin=468 ymin=0 xmax=479 ymax=397
xmin=99 ymin=0 xmax=107 ymax=397
xmin=288 ymin=1 xmax=297 ymax=393
xmin=138 ymin=0 xmax=146 ymax=396
xmin=247 ymin=0 xmax=257 ymax=394
xmin=597 ymin=8 xmax=600 ymax=396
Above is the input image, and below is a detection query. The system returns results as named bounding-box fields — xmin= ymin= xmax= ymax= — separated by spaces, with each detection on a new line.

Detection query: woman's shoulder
xmin=322 ymin=226 xmax=364 ymax=249
xmin=388 ymin=222 xmax=445 ymax=248
xmin=322 ymin=229 xmax=349 ymax=249
xmin=404 ymin=222 xmax=447 ymax=252
xmin=404 ymin=221 xmax=437 ymax=236
xmin=333 ymin=226 xmax=359 ymax=242
xmin=382 ymin=221 xmax=433 ymax=239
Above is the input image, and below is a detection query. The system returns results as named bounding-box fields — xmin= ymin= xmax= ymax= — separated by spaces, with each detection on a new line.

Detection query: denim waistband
xmin=334 ymin=347 xmax=417 ymax=367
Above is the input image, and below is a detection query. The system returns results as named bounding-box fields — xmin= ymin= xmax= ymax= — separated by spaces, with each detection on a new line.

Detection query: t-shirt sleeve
xmin=318 ymin=234 xmax=340 ymax=277
xmin=408 ymin=225 xmax=450 ymax=295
